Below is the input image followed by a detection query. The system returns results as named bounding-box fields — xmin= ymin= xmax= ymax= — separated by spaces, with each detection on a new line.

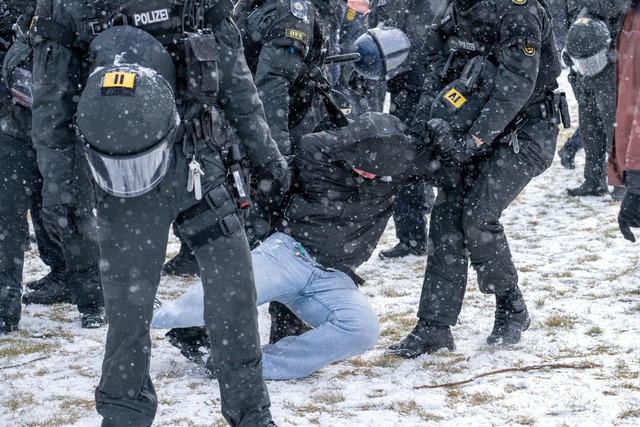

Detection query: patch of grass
xmin=585 ymin=326 xmax=603 ymax=336
xmin=381 ymin=287 xmax=408 ymax=298
xmin=387 ymin=399 xmax=444 ymax=422
xmin=0 ymin=339 xmax=56 ymax=358
xmin=313 ymin=390 xmax=345 ymax=405
xmin=534 ymin=297 xmax=545 ymax=308
xmin=515 ymin=415 xmax=537 ymax=425
xmin=618 ymin=406 xmax=640 ymax=419
xmin=467 ymin=390 xmax=502 ymax=406
xmin=589 ymin=343 xmax=620 ymax=356
xmin=543 ymin=314 xmax=577 ymax=329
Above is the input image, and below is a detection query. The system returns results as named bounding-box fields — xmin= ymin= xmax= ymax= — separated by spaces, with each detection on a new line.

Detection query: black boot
xmin=567 ymin=182 xmax=608 ymax=197
xmin=387 ymin=318 xmax=455 ymax=358
xmin=162 ymin=245 xmax=200 ymax=277
xmin=557 ymin=129 xmax=581 ymax=170
xmin=25 ymin=266 xmax=66 ymax=291
xmin=22 ymin=269 xmax=74 ymax=305
xmin=486 ymin=285 xmax=531 ymax=345
xmin=80 ymin=303 xmax=107 ymax=329
xmin=166 ymin=327 xmax=210 ymax=364
xmin=0 ymin=317 xmax=18 ymax=334
xmin=268 ymin=302 xmax=312 ymax=344
xmin=379 ymin=241 xmax=426 ymax=260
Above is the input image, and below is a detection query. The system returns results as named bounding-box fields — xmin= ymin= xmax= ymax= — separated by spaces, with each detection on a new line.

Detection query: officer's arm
xmin=469 ymin=9 xmax=543 ymax=143
xmin=213 ymin=18 xmax=284 ymax=167
xmin=409 ymin=25 xmax=449 ymax=141
xmin=252 ymin=44 xmax=305 ymax=156
xmin=580 ymin=0 xmax=627 ymax=18
xmin=31 ymin=7 xmax=85 ymax=207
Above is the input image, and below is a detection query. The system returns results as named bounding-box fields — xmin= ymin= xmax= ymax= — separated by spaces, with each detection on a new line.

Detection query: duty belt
xmin=511 ymin=91 xmax=571 ymax=129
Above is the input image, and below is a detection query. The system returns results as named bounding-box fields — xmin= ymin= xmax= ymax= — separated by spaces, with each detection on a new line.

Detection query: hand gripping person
xmin=388 ymin=0 xmax=569 ymax=357
xmin=29 ymin=0 xmax=289 ymax=425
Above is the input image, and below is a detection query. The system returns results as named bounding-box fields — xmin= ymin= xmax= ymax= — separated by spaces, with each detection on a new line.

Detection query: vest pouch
xmin=184 ymin=30 xmax=220 ymax=104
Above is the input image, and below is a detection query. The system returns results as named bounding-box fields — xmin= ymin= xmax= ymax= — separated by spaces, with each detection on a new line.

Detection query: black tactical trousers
xmin=418 ymin=121 xmax=558 ymax=326
xmin=0 ymin=132 xmax=64 ymax=326
xmin=575 ymin=63 xmax=616 ymax=189
xmin=94 ymin=143 xmax=271 ymax=427
xmin=389 ymin=84 xmax=435 ymax=247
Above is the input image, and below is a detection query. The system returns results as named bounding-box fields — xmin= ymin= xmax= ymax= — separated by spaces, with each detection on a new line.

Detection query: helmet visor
xmin=84 ymin=130 xmax=175 ymax=198
xmin=572 ymin=47 xmax=609 ymax=76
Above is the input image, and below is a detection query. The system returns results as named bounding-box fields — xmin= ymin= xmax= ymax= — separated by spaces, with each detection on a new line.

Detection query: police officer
xmin=0 ymin=0 xmax=104 ymax=332
xmin=565 ymin=1 xmax=626 ymax=197
xmin=388 ymin=0 xmax=566 ymax=357
xmin=370 ymin=0 xmax=443 ymax=260
xmin=30 ymin=0 xmax=288 ymax=425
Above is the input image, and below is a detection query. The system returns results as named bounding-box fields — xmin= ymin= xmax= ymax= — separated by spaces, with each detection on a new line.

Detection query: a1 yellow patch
xmin=285 ymin=28 xmax=308 ymax=44
xmin=102 ymin=72 xmax=137 ymax=89
xmin=444 ymin=88 xmax=467 ymax=109
xmin=512 ymin=0 xmax=527 ymax=4
xmin=346 ymin=8 xmax=357 ymax=21
xmin=522 ymin=44 xmax=536 ymax=56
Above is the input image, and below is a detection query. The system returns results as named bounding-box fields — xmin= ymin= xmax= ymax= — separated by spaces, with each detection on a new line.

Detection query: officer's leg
xmin=417 ymin=184 xmax=468 ymax=325
xmin=0 ymin=134 xmax=37 ymax=331
xmin=94 ymin=193 xmax=172 ymax=426
xmin=178 ymin=191 xmax=271 ymax=427
xmin=29 ymin=169 xmax=65 ymax=271
xmin=23 ymin=163 xmax=69 ymax=301
xmin=56 ymin=154 xmax=104 ymax=316
xmin=568 ymin=80 xmax=608 ymax=195
xmin=387 ymin=185 xmax=464 ymax=357
xmin=161 ymin=222 xmax=199 ymax=277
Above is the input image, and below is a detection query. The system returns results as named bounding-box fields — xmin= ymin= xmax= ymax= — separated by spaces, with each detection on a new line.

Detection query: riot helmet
xmin=76 ymin=26 xmax=179 ymax=198
xmin=566 ymin=16 xmax=611 ymax=76
xmin=352 ymin=27 xmax=411 ymax=81
xmin=430 ymin=56 xmax=497 ymax=136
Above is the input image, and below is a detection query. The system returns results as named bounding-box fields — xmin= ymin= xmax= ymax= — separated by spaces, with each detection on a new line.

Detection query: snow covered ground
xmin=2 ymin=75 xmax=640 ymax=427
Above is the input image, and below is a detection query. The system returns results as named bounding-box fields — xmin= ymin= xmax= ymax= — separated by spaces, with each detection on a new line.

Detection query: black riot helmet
xmin=76 ymin=26 xmax=179 ymax=198
xmin=566 ymin=15 xmax=611 ymax=76
xmin=352 ymin=27 xmax=411 ymax=81
xmin=430 ymin=56 xmax=497 ymax=136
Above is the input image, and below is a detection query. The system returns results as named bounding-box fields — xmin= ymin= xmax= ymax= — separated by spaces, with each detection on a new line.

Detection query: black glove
xmin=348 ymin=69 xmax=372 ymax=97
xmin=618 ymin=189 xmax=640 ymax=242
xmin=428 ymin=119 xmax=480 ymax=163
xmin=41 ymin=204 xmax=81 ymax=246
xmin=252 ymin=157 xmax=291 ymax=212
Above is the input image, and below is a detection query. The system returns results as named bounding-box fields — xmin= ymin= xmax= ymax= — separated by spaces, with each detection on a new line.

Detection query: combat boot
xmin=165 ymin=327 xmax=210 ymax=364
xmin=162 ymin=245 xmax=200 ymax=277
xmin=0 ymin=317 xmax=17 ymax=334
xmin=557 ymin=145 xmax=576 ymax=169
xmin=269 ymin=302 xmax=312 ymax=344
xmin=486 ymin=285 xmax=531 ymax=345
xmin=25 ymin=266 xmax=66 ymax=291
xmin=386 ymin=318 xmax=455 ymax=358
xmin=80 ymin=303 xmax=107 ymax=329
xmin=379 ymin=241 xmax=426 ymax=260
xmin=22 ymin=269 xmax=74 ymax=305
xmin=567 ymin=182 xmax=608 ymax=197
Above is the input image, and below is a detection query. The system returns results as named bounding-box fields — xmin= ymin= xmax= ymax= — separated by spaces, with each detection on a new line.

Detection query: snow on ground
xmin=2 ymin=75 xmax=640 ymax=427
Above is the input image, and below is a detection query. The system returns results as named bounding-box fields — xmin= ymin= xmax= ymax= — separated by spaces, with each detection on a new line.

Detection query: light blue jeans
xmin=152 ymin=232 xmax=380 ymax=380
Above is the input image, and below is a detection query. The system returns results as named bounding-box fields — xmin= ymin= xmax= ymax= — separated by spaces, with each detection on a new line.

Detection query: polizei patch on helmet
xmin=101 ymin=71 xmax=137 ymax=96
xmin=133 ymin=8 xmax=170 ymax=27
xmin=285 ymin=28 xmax=308 ymax=44
xmin=444 ymin=88 xmax=467 ymax=109
xmin=512 ymin=0 xmax=527 ymax=4
xmin=522 ymin=44 xmax=536 ymax=56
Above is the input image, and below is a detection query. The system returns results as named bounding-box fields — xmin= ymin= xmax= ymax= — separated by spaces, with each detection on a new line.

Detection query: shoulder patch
xmin=512 ymin=0 xmax=527 ymax=4
xmin=291 ymin=0 xmax=308 ymax=20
